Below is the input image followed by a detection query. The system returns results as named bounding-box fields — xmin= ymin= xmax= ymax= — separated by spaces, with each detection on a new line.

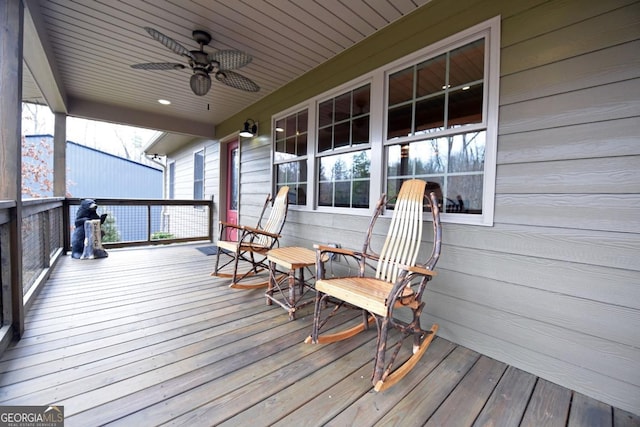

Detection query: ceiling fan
xmin=131 ymin=27 xmax=260 ymax=96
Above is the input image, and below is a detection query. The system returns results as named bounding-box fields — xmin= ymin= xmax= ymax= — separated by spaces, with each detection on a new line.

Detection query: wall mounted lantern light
xmin=239 ymin=119 xmax=258 ymax=137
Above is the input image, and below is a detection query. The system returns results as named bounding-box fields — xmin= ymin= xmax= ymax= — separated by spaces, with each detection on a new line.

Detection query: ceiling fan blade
xmin=131 ymin=62 xmax=186 ymax=70
xmin=209 ymin=50 xmax=252 ymax=70
xmin=215 ymin=70 xmax=260 ymax=92
xmin=144 ymin=27 xmax=195 ymax=61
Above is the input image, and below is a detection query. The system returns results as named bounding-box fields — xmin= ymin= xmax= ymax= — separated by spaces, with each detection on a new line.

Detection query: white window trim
xmin=308 ymin=76 xmax=378 ymax=215
xmin=168 ymin=160 xmax=175 ymax=200
xmin=272 ymin=103 xmax=315 ymax=211
xmin=315 ymin=80 xmax=375 ymax=212
xmin=382 ymin=16 xmax=500 ymax=226
xmin=193 ymin=148 xmax=205 ymax=200
xmin=483 ymin=16 xmax=501 ymax=227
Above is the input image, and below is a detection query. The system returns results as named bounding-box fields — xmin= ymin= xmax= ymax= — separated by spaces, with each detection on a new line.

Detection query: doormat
xmin=196 ymin=245 xmax=220 ymax=256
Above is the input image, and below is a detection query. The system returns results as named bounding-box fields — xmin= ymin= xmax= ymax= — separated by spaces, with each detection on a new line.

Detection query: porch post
xmin=0 ymin=0 xmax=25 ymax=338
xmin=53 ymin=112 xmax=67 ymax=197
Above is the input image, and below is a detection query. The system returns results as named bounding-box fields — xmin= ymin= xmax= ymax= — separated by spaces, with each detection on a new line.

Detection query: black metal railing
xmin=21 ymin=198 xmax=65 ymax=300
xmin=0 ymin=198 xmax=66 ymax=324
xmin=64 ymin=198 xmax=214 ymax=250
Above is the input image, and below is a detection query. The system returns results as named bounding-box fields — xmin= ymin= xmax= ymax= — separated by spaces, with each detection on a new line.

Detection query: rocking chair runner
xmin=305 ymin=179 xmax=442 ymax=391
xmin=212 ymin=186 xmax=290 ymax=289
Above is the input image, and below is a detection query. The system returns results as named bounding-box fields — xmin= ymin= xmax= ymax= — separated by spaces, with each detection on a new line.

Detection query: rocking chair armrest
xmin=314 ymin=244 xmax=383 ymax=264
xmin=314 ymin=244 xmax=374 ymax=279
xmin=219 ymin=221 xmax=246 ymax=230
xmin=401 ymin=264 xmax=437 ymax=277
xmin=240 ymin=225 xmax=280 ymax=239
xmin=314 ymin=244 xmax=361 ymax=258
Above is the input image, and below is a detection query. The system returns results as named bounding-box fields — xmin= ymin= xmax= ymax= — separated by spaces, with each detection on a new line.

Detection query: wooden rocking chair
xmin=305 ymin=179 xmax=442 ymax=391
xmin=212 ymin=186 xmax=290 ymax=289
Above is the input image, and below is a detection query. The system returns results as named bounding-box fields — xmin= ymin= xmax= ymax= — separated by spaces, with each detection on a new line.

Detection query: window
xmin=317 ymin=84 xmax=371 ymax=208
xmin=271 ymin=17 xmax=499 ymax=225
xmin=386 ymin=37 xmax=487 ymax=215
xmin=274 ymin=109 xmax=308 ymax=205
xmin=168 ymin=162 xmax=175 ymax=199
xmin=193 ymin=149 xmax=204 ymax=199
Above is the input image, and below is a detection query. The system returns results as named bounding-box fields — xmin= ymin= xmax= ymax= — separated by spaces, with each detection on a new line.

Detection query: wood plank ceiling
xmin=21 ymin=0 xmax=431 ymax=140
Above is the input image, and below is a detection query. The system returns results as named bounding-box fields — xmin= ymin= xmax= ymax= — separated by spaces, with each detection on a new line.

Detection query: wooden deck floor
xmin=0 ymin=244 xmax=638 ymax=426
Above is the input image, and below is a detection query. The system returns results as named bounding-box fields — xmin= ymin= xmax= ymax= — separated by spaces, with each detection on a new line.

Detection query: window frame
xmin=270 ymin=16 xmax=500 ymax=225
xmin=168 ymin=161 xmax=175 ymax=199
xmin=316 ymin=82 xmax=374 ymax=210
xmin=382 ymin=17 xmax=500 ymax=226
xmin=273 ymin=107 xmax=311 ymax=207
xmin=193 ymin=148 xmax=205 ymax=200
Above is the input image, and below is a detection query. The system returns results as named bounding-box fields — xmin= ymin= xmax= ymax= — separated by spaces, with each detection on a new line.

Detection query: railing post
xmin=147 ymin=204 xmax=152 ymax=243
xmin=62 ymin=198 xmax=70 ymax=253
xmin=209 ymin=194 xmax=215 ymax=242
xmin=41 ymin=210 xmax=51 ymax=268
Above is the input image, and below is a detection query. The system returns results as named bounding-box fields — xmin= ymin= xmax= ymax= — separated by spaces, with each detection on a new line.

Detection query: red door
xmin=226 ymin=140 xmax=240 ymax=240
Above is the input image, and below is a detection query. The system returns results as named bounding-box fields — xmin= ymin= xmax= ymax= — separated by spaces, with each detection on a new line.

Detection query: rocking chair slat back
xmin=255 ymin=186 xmax=289 ymax=247
xmin=375 ymin=179 xmax=426 ymax=283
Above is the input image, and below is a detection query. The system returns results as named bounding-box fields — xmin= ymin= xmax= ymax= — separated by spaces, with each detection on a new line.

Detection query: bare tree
xmin=113 ymin=127 xmax=132 ymax=159
xmin=22 ymin=102 xmax=49 ymax=134
xmin=21 ymin=135 xmax=53 ymax=198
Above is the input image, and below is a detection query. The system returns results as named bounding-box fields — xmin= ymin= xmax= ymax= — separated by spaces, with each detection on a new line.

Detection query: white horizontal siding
xmin=498 ymin=117 xmax=640 ymax=164
xmin=498 ymin=157 xmax=640 ymax=194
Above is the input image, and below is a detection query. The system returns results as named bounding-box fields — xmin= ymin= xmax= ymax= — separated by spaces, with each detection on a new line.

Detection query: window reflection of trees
xmin=449 ymin=131 xmax=484 ymax=173
xmin=319 ymin=151 xmax=371 ymax=181
xmin=319 ymin=150 xmax=371 ymax=208
xmin=277 ymin=160 xmax=307 ymax=205
xmin=387 ymin=130 xmax=484 ymax=214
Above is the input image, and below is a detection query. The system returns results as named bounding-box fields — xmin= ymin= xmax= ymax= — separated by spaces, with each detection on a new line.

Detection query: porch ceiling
xmin=21 ymin=0 xmax=431 ymax=147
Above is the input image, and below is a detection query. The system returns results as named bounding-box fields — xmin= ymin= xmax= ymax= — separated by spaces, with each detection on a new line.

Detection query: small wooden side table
xmin=266 ymin=246 xmax=318 ymax=320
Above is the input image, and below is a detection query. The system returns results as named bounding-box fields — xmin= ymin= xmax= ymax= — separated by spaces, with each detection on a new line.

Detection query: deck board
xmin=472 ymin=365 xmax=538 ymax=427
xmin=376 ymin=346 xmax=481 ymax=426
xmin=569 ymin=393 xmax=614 ymax=427
xmin=521 ymin=378 xmax=573 ymax=427
xmin=425 ymin=356 xmax=508 ymax=426
xmin=0 ymin=244 xmax=637 ymax=426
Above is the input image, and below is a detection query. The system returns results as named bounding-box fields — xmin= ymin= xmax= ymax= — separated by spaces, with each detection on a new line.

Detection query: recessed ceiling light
xmin=158 ymin=99 xmax=171 ymax=105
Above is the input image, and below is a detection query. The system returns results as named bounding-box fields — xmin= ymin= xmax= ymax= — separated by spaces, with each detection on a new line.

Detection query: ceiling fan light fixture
xmin=239 ymin=119 xmax=257 ymax=138
xmin=190 ymin=69 xmax=211 ymax=96
xmin=133 ymin=27 xmax=259 ymax=95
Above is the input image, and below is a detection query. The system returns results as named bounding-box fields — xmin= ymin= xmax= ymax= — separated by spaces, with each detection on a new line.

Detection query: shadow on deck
xmin=0 ymin=244 xmax=637 ymax=426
